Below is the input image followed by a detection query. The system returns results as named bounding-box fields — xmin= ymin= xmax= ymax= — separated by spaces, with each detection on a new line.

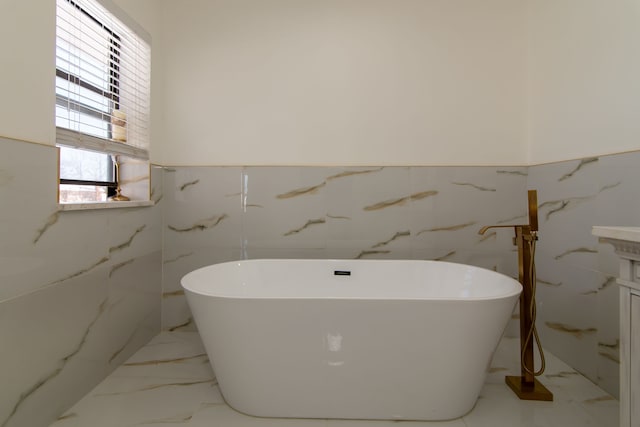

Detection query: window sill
xmin=58 ymin=200 xmax=154 ymax=211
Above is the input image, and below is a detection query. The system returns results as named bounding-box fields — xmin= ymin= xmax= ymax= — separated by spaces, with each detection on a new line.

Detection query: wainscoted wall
xmin=528 ymin=151 xmax=640 ymax=398
xmin=161 ymin=166 xmax=528 ymax=332
xmin=1 ymin=134 xmax=634 ymax=427
xmin=0 ymin=137 xmax=162 ymax=427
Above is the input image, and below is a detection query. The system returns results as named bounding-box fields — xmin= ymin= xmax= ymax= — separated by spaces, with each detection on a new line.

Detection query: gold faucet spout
xmin=478 ymin=225 xmax=492 ymax=235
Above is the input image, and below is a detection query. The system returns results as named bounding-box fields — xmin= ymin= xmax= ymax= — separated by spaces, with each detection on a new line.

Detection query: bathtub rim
xmin=181 ymin=258 xmax=523 ymax=302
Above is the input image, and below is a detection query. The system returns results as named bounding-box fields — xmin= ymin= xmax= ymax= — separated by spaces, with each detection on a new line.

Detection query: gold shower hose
xmin=522 ymin=232 xmax=546 ymax=376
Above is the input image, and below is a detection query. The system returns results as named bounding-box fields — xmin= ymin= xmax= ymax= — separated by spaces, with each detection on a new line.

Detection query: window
xmin=55 ymin=0 xmax=150 ymax=203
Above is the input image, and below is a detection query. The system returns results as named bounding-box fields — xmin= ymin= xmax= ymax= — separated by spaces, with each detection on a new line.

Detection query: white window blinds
xmin=55 ymin=0 xmax=150 ymax=159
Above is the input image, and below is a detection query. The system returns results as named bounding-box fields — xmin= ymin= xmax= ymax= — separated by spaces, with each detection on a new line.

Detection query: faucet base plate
xmin=505 ymin=375 xmax=553 ymax=401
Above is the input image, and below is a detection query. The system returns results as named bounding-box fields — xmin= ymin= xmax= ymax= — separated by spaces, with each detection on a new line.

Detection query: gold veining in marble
xmin=163 ymin=252 xmax=194 ymax=264
xmin=33 ymin=211 xmax=60 ymax=244
xmin=168 ymin=214 xmax=228 ymax=232
xmin=276 ymin=183 xmax=326 ymax=199
xmin=3 ymin=368 xmax=64 ymax=427
xmin=1 ymin=299 xmax=108 ymax=427
xmin=410 ymin=190 xmax=438 ymax=201
xmin=417 ymin=221 xmax=476 ymax=235
xmin=452 ymin=182 xmax=496 ymax=192
xmin=326 ymin=168 xmax=384 ymax=181
xmin=55 ymin=413 xmax=77 ymax=421
xmin=545 ymin=322 xmax=597 ymax=338
xmin=582 ymin=395 xmax=616 ymax=404
xmin=363 ymin=190 xmax=438 ymax=211
xmin=598 ymin=339 xmax=620 ymax=350
xmin=598 ymin=352 xmax=620 ymax=364
xmin=283 ymin=218 xmax=325 ymax=236
xmin=537 ymin=278 xmax=562 ymax=287
xmin=497 ymin=213 xmax=527 ymax=224
xmin=541 ymin=200 xmax=570 ymax=220
xmin=497 ymin=170 xmax=528 ymax=176
xmin=169 ymin=317 xmax=194 ymax=331
xmin=537 ymin=183 xmax=620 ymax=221
xmin=124 ymin=353 xmax=208 ymax=367
xmin=327 ymin=214 xmax=351 ymax=220
xmin=180 ymin=179 xmax=200 ymax=191
xmin=554 ymin=247 xmax=597 ymax=260
xmin=545 ymin=371 xmax=579 ymax=379
xmin=140 ymin=379 xmax=217 ymax=391
xmin=559 ymin=157 xmax=598 ymax=181
xmin=109 ymin=225 xmax=146 ymax=253
xmin=594 ymin=274 xmax=617 ymax=293
xmin=163 ymin=290 xmax=185 ymax=298
xmin=355 ymin=250 xmax=391 ymax=259
xmin=435 ymin=250 xmax=456 ymax=261
xmin=598 ymin=340 xmax=621 ymax=364
xmin=151 ymin=192 xmax=163 ymax=205
xmin=144 ymin=414 xmax=195 ymax=424
xmin=600 ymin=181 xmax=621 ymax=192
xmin=109 ymin=327 xmax=141 ymax=364
xmin=95 ymin=379 xmax=216 ymax=396
xmin=109 ymin=259 xmax=135 ymax=278
xmin=371 ymin=231 xmax=410 ymax=248
xmin=49 ymin=256 xmax=110 ymax=286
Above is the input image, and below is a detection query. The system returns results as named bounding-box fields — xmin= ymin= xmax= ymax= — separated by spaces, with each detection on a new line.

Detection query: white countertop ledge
xmin=592 ymin=226 xmax=640 ymax=243
xmin=59 ymin=200 xmax=154 ymax=211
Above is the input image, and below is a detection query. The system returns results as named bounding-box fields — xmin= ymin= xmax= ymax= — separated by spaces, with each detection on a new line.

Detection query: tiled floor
xmin=50 ymin=332 xmax=618 ymax=427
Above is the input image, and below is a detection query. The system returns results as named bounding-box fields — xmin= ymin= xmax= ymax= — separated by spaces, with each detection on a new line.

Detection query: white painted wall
xmin=0 ymin=0 xmax=56 ymax=146
xmin=527 ymin=0 xmax=640 ymax=164
xmin=157 ymin=0 xmax=528 ymax=166
xmin=3 ymin=0 xmax=640 ymax=165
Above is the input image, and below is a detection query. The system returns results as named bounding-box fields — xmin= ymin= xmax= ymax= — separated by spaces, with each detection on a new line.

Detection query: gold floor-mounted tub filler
xmin=479 ymin=190 xmax=553 ymax=401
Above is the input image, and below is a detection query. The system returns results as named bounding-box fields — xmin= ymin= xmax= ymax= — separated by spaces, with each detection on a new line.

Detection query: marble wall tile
xmin=105 ymin=200 xmax=162 ymax=365
xmin=162 ymin=248 xmax=242 ymax=331
xmin=530 ymin=160 xmax=600 ymax=272
xmin=161 ymin=167 xmax=243 ymax=331
xmin=0 ymin=138 xmax=61 ymax=301
xmin=243 ymin=167 xmax=330 ymax=252
xmin=594 ymin=152 xmax=640 ymax=226
xmin=0 ymin=137 xmax=162 ymax=427
xmin=325 ymin=167 xmax=412 ymax=259
xmin=527 ymin=152 xmax=640 ymax=398
xmin=535 ymin=257 xmax=600 ymax=379
xmin=595 ymin=269 xmax=621 ymax=396
xmin=119 ymin=156 xmax=150 ymax=201
xmin=163 ymin=167 xmax=242 ymax=250
xmin=0 ymin=266 xmax=110 ymax=427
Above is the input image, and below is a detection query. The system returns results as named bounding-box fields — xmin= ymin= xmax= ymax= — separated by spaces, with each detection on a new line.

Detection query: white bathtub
xmin=182 ymin=259 xmax=521 ymax=421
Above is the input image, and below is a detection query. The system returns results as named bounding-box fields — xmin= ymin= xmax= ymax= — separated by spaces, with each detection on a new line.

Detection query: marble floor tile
xmin=50 ymin=333 xmax=618 ymax=427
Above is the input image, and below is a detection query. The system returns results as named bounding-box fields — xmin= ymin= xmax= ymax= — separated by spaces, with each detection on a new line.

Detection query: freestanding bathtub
xmin=182 ymin=259 xmax=521 ymax=421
